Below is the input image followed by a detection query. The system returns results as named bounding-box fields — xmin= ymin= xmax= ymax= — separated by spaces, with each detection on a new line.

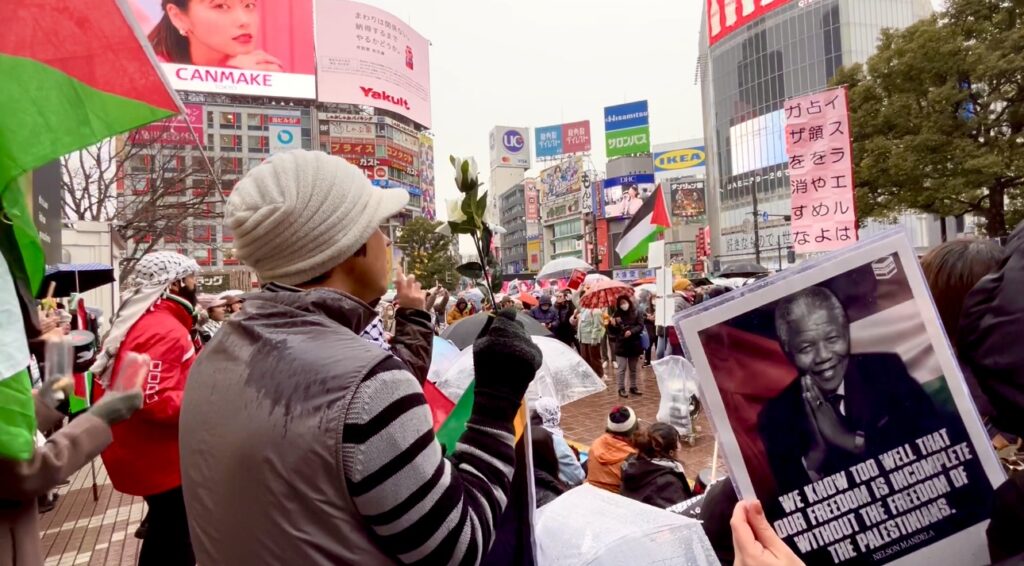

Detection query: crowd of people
xmin=5 ymin=148 xmax=1024 ymax=566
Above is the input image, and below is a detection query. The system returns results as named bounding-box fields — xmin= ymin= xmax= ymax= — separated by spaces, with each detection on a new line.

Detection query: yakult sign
xmin=706 ymin=0 xmax=796 ymax=46
xmin=489 ymin=126 xmax=532 ymax=169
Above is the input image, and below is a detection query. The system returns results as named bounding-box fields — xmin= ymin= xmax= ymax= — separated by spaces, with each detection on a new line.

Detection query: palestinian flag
xmin=0 ymin=0 xmax=180 ymax=460
xmin=615 ymin=184 xmax=672 ymax=266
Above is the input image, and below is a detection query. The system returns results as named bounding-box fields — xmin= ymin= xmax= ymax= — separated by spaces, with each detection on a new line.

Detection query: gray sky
xmin=365 ymin=0 xmax=945 ymax=220
xmin=364 ymin=0 xmax=705 ymax=216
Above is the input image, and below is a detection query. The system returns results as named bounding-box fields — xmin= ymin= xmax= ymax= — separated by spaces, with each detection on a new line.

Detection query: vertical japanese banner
xmin=784 ymin=87 xmax=857 ymax=253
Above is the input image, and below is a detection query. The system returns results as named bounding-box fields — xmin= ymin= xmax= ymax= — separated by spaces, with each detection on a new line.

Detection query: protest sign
xmin=785 ymin=87 xmax=857 ymax=253
xmin=567 ymin=269 xmax=587 ymax=291
xmin=675 ymin=231 xmax=1003 ymax=565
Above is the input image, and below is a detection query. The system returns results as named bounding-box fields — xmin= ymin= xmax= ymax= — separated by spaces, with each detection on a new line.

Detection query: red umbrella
xmin=518 ymin=292 xmax=539 ymax=308
xmin=579 ymin=280 xmax=634 ymax=309
xmin=632 ymin=276 xmax=656 ymax=286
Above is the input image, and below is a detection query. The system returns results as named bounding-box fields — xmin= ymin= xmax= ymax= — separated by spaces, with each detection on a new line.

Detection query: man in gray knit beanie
xmin=180 ymin=150 xmax=542 ymax=565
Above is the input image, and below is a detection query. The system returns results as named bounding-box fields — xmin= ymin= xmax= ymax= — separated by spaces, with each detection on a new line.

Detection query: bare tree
xmin=61 ymin=120 xmax=226 ymax=282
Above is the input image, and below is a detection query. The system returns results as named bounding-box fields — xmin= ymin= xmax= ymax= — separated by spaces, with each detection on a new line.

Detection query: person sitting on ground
xmin=529 ymin=425 xmax=568 ymax=508
xmin=621 ymin=422 xmax=694 ymax=508
xmin=180 ymin=150 xmax=544 ymax=565
xmin=585 ymin=406 xmax=638 ymax=493
xmin=533 ymin=397 xmax=584 ymax=487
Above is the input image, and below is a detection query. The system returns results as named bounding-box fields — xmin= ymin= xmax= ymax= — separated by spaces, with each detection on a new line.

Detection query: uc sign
xmin=654 ymin=147 xmax=707 ymax=171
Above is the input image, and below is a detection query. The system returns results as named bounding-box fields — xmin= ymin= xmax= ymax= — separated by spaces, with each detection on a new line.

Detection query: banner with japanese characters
xmin=785 ymin=87 xmax=857 ymax=253
xmin=675 ymin=231 xmax=1003 ymax=566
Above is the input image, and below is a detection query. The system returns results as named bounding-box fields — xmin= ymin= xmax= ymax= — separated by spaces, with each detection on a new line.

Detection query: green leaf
xmin=449 ymin=155 xmax=458 ymax=168
xmin=456 ymin=262 xmax=485 ymax=279
xmin=481 ymin=224 xmax=493 ymax=260
xmin=461 ymin=195 xmax=475 ymax=221
xmin=476 ymin=192 xmax=488 ymax=218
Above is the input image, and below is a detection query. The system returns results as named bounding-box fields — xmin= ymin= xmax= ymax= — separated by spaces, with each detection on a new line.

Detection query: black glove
xmin=88 ymin=389 xmax=143 ymax=425
xmin=473 ymin=310 xmax=543 ymax=422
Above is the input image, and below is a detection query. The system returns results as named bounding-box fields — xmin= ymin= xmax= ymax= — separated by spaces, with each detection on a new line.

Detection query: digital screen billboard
xmin=729 ymin=109 xmax=788 ymax=176
xmin=132 ymin=0 xmax=316 ymax=99
xmin=603 ymin=173 xmax=655 ymax=219
xmin=315 ymin=0 xmax=432 ymax=128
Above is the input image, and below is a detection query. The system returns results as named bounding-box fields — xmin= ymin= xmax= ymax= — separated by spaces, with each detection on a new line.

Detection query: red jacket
xmin=96 ymin=297 xmax=196 ymax=497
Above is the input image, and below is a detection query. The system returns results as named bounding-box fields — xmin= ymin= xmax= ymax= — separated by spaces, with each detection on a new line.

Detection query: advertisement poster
xmin=654 ymin=145 xmax=706 ymax=175
xmin=538 ymin=156 xmax=583 ymax=203
xmin=603 ymin=173 xmax=655 ymax=219
xmin=526 ymin=238 xmax=543 ymax=272
xmin=706 ymin=0 xmax=796 ymax=46
xmin=131 ymin=0 xmax=315 ymax=98
xmin=535 ymin=125 xmax=563 ymax=159
xmin=315 ymin=0 xmax=432 ymax=128
xmin=784 ymin=87 xmax=857 ymax=253
xmin=676 ymin=232 xmax=1003 ymax=566
xmin=489 ymin=126 xmax=531 ymax=169
xmin=129 ymin=103 xmax=204 ymax=146
xmin=269 ymin=114 xmax=302 ymax=155
xmin=524 ymin=179 xmax=540 ymax=221
xmin=605 ymin=100 xmax=650 ymax=158
xmin=419 ymin=133 xmax=435 ymax=220
xmin=669 ymin=178 xmax=706 ymax=221
xmin=535 ymin=120 xmax=592 ymax=159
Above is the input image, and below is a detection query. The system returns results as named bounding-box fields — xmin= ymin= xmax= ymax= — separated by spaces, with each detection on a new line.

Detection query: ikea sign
xmin=654 ymin=147 xmax=707 ymax=172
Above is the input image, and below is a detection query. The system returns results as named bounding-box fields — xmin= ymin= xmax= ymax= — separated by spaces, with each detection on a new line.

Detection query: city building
xmin=498 ymin=180 xmax=542 ymax=274
xmin=699 ymin=0 xmax=937 ymax=269
xmin=654 ymin=139 xmax=708 ymax=271
xmin=120 ymin=96 xmax=435 ymax=270
xmin=538 ymin=157 xmax=588 ymax=264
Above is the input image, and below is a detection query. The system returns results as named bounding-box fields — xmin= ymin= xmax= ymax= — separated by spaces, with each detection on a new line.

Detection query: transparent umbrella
xmin=434 ymin=336 xmax=606 ymax=406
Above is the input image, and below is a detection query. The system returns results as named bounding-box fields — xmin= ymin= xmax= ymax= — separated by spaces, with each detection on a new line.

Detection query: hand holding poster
xmin=675 ymin=231 xmax=1003 ymax=565
xmin=785 ymin=87 xmax=857 ymax=253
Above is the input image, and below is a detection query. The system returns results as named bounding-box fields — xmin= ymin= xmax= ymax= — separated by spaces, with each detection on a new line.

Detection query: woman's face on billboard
xmin=169 ymin=0 xmax=260 ymax=61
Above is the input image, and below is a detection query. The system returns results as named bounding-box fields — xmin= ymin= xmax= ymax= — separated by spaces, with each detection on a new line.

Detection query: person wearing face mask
xmin=529 ymin=295 xmax=559 ymax=331
xmin=607 ymin=294 xmax=645 ymax=398
xmin=90 ymin=252 xmax=201 ymax=565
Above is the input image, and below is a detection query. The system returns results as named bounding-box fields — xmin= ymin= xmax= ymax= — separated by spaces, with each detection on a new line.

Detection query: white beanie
xmin=226 ymin=150 xmax=408 ymax=285
xmin=606 ymin=406 xmax=637 ymax=434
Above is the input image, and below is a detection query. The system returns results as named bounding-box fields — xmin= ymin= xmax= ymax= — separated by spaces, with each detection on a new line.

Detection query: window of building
xmin=220 ymin=134 xmax=241 ymax=150
xmin=246 ymin=113 xmax=267 ymax=131
xmin=220 ymin=112 xmax=241 ymax=129
xmin=194 ymin=225 xmax=212 ymax=242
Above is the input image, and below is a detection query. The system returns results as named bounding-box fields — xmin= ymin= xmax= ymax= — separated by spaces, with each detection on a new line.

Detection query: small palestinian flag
xmin=615 ymin=184 xmax=672 ymax=266
xmin=0 ymin=0 xmax=179 ymax=460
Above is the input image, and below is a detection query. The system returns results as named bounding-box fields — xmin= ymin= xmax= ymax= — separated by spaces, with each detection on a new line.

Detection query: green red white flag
xmin=615 ymin=184 xmax=672 ymax=266
xmin=0 ymin=0 xmax=180 ymax=460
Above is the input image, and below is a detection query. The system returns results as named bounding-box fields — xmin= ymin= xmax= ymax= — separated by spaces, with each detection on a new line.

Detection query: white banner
xmin=270 ymin=124 xmax=302 ymax=155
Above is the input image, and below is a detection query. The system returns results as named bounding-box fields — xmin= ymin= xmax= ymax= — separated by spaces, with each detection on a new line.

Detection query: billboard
xmin=535 ymin=120 xmax=592 ymax=159
xmin=489 ymin=126 xmax=531 ymax=169
xmin=730 ymin=109 xmax=788 ymax=175
xmin=315 ymin=0 xmax=432 ymax=128
xmin=133 ymin=0 xmax=316 ymax=98
xmin=537 ymin=156 xmax=583 ymax=203
xmin=527 ymin=236 xmax=542 ymax=272
xmin=654 ymin=144 xmax=707 ymax=175
xmin=129 ymin=103 xmax=204 ymax=146
xmin=419 ymin=134 xmax=435 ymax=220
xmin=269 ymin=114 xmax=302 ymax=155
xmin=524 ymin=179 xmax=540 ymax=221
xmin=706 ymin=0 xmax=796 ymax=47
xmin=669 ymin=178 xmax=707 ymax=222
xmin=603 ymin=173 xmax=655 ymax=219
xmin=604 ymin=100 xmax=651 ymax=158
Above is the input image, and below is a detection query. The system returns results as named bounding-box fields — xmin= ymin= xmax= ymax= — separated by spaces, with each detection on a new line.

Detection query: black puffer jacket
xmin=959 ymin=221 xmax=1024 ymax=437
xmin=620 ymin=456 xmax=693 ymax=509
xmin=607 ymin=296 xmax=645 ymax=358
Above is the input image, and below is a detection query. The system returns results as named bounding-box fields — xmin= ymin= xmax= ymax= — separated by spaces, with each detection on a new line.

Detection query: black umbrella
xmin=718 ymin=262 xmax=769 ymax=278
xmin=40 ymin=263 xmax=115 ymax=298
xmin=441 ymin=311 xmax=553 ymax=350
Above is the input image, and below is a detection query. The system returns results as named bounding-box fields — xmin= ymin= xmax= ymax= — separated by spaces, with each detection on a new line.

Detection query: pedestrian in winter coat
xmin=620 ymin=422 xmax=693 ymax=509
xmin=586 ymin=406 xmax=638 ymax=494
xmin=0 ymin=323 xmax=144 ymax=566
xmin=529 ymin=295 xmax=559 ymax=331
xmin=196 ymin=293 xmax=227 ymax=345
xmin=90 ymin=251 xmax=201 ymax=566
xmin=607 ymin=294 xmax=645 ymax=398
xmin=179 ymin=150 xmax=543 ymax=565
xmin=574 ymin=290 xmax=607 ymax=377
xmin=552 ymin=291 xmax=576 ymax=347
xmin=533 ymin=397 xmax=584 ymax=486
xmin=959 ymin=221 xmax=1024 ymax=439
xmin=446 ymin=297 xmax=473 ymax=325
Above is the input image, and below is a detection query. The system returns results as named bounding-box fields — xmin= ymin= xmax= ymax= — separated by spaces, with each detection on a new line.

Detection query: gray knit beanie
xmin=225 ymin=150 xmax=408 ymax=286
